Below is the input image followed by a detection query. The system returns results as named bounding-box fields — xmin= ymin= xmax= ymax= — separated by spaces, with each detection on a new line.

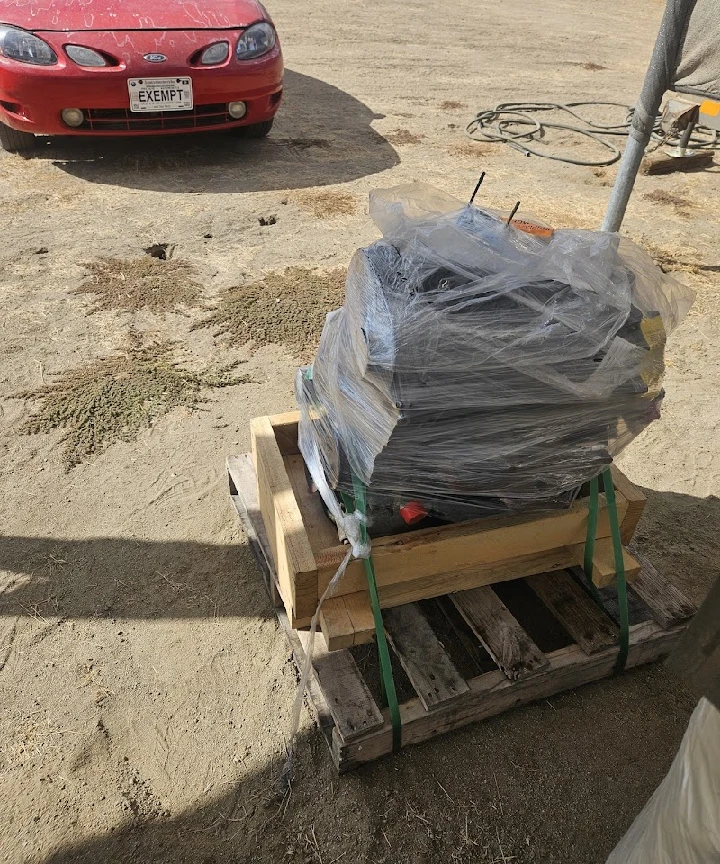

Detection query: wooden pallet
xmin=228 ymin=453 xmax=697 ymax=773
xmin=249 ymin=411 xmax=647 ymax=650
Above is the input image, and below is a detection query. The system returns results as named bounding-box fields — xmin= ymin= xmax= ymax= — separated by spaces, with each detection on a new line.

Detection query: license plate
xmin=127 ymin=77 xmax=193 ymax=112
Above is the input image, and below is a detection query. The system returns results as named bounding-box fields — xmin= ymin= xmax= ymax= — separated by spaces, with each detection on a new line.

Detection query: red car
xmin=0 ymin=0 xmax=283 ymax=152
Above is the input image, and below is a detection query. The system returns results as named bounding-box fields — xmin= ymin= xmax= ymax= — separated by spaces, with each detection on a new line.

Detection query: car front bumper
xmin=0 ymin=28 xmax=283 ymax=136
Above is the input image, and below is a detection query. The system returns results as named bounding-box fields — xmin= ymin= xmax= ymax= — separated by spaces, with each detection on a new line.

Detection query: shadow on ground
xmin=37 ymin=664 xmax=697 ymax=864
xmin=1 ymin=488 xmax=718 ymax=621
xmin=2 ymin=488 xmax=715 ymax=863
xmin=32 ymin=69 xmax=399 ymax=194
xmin=0 ymin=535 xmax=275 ymax=620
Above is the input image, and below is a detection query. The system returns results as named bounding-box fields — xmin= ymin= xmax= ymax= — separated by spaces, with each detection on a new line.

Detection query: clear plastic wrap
xmin=296 ymin=182 xmax=694 ymax=536
xmin=606 ymin=698 xmax=720 ymax=864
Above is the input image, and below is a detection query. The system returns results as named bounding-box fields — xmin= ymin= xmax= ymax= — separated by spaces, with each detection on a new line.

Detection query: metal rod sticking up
xmin=506 ymin=201 xmax=521 ymax=225
xmin=469 ymin=172 xmax=486 ymax=204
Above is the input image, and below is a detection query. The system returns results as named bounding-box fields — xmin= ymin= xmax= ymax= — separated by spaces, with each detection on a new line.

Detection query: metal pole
xmin=601 ymin=0 xmax=697 ymax=232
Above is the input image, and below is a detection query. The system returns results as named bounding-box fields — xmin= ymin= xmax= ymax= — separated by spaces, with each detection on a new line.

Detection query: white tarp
xmin=673 ymin=0 xmax=720 ymax=100
xmin=606 ymin=698 xmax=720 ymax=864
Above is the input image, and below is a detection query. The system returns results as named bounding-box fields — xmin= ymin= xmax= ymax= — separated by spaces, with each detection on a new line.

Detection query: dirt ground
xmin=2 ymin=0 xmax=720 ymax=862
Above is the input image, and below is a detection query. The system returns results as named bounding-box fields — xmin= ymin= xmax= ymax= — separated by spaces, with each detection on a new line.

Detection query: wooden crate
xmin=249 ymin=412 xmax=647 ymax=650
xmin=228 ymin=452 xmax=697 ymax=773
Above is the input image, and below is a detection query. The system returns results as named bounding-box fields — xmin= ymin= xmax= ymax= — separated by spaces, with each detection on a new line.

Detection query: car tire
xmin=0 ymin=123 xmax=37 ymax=153
xmin=233 ymin=119 xmax=274 ymax=139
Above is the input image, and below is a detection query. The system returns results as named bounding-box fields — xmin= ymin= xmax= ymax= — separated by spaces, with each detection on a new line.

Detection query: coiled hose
xmin=466 ymin=101 xmax=720 ymax=167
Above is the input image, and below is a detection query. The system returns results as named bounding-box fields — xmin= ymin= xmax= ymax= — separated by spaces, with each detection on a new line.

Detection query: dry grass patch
xmin=195 ymin=267 xmax=346 ymax=358
xmin=642 ymin=190 xmax=694 ymax=214
xmin=75 ymin=257 xmax=202 ymax=314
xmin=448 ymin=141 xmax=494 ymax=158
xmin=16 ymin=342 xmax=247 ymax=469
xmin=385 ymin=128 xmax=426 ymax=145
xmin=292 ymin=190 xmax=357 ymax=218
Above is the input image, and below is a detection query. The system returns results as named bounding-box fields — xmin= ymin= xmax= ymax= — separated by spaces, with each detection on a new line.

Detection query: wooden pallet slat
xmin=628 ymin=549 xmax=698 ymax=628
xmin=384 ymin=604 xmax=469 ymax=710
xmin=451 ymin=586 xmax=549 ymax=680
xmin=526 ymin=570 xmax=619 ymax=654
xmin=334 ymin=620 xmax=683 ymax=771
xmin=433 ymin=595 xmax=491 ymax=675
xmin=296 ymin=630 xmax=384 ymax=741
xmin=277 ymin=608 xmax=335 ymax=742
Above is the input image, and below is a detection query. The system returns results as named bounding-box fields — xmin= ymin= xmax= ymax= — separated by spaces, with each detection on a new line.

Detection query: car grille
xmin=79 ymin=103 xmax=233 ymax=132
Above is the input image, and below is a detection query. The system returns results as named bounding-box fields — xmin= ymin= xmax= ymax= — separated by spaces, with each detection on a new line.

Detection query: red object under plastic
xmin=399 ymin=501 xmax=428 ymax=525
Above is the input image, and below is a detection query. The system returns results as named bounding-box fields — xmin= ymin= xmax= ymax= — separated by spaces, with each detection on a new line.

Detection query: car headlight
xmin=200 ymin=41 xmax=229 ymax=65
xmin=0 ymin=25 xmax=57 ymax=66
xmin=66 ymin=45 xmax=107 ymax=67
xmin=236 ymin=22 xmax=275 ymax=61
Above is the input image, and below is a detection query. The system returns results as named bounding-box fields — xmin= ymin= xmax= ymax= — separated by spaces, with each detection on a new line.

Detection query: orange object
xmin=399 ymin=500 xmax=428 ymax=525
xmin=510 ymin=219 xmax=555 ymax=238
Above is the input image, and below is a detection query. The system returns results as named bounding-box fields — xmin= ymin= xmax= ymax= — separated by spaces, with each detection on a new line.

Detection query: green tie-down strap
xmin=343 ymin=478 xmax=402 ymax=753
xmin=584 ymin=468 xmax=629 ymax=672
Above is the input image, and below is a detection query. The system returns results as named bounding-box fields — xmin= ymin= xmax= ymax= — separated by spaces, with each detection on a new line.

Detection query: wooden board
xmin=315 ymin=492 xmax=629 ymax=598
xmin=526 ymin=570 xmax=619 ymax=654
xmin=276 ymin=608 xmax=335 ymax=744
xmin=451 ymin=586 xmax=548 ymax=680
xmin=267 ymin=412 xmax=301 ymax=456
xmin=573 ymin=538 xmax=641 ymax=587
xmin=319 ymin=593 xmax=375 ymax=651
xmin=317 ymin=546 xmax=578 ymax=649
xmin=641 ymin=149 xmax=714 ymax=175
xmin=343 ymin=592 xmax=376 ymax=645
xmin=327 ymin=545 xmax=580 ymax=605
xmin=284 ymin=453 xmax=340 ymax=554
xmin=251 ymin=416 xmax=318 ymax=625
xmin=610 ymin=466 xmax=647 ymax=545
xmin=318 ymin=597 xmax=355 ymax=651
xmin=309 ymin=542 xmax=642 ymax=652
xmin=384 ymin=604 xmax=469 ymax=710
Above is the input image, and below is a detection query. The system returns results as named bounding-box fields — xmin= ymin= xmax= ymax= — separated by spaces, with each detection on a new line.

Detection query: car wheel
xmin=0 ymin=123 xmax=37 ymax=153
xmin=233 ymin=119 xmax=274 ymax=139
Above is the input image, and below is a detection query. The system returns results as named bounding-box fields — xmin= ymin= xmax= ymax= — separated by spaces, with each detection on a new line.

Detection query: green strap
xmin=584 ymin=469 xmax=629 ymax=671
xmin=582 ymin=476 xmax=605 ymax=607
xmin=347 ymin=479 xmax=402 ymax=752
xmin=602 ymin=467 xmax=629 ymax=672
xmin=583 ymin=476 xmax=600 ymax=584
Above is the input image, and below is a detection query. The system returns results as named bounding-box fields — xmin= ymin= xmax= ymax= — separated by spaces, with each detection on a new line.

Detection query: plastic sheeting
xmin=606 ymin=698 xmax=720 ymax=864
xmin=296 ymin=183 xmax=694 ymax=534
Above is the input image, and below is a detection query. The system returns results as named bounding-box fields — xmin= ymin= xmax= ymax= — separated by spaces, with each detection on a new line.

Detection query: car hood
xmin=0 ymin=0 xmax=266 ymax=32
